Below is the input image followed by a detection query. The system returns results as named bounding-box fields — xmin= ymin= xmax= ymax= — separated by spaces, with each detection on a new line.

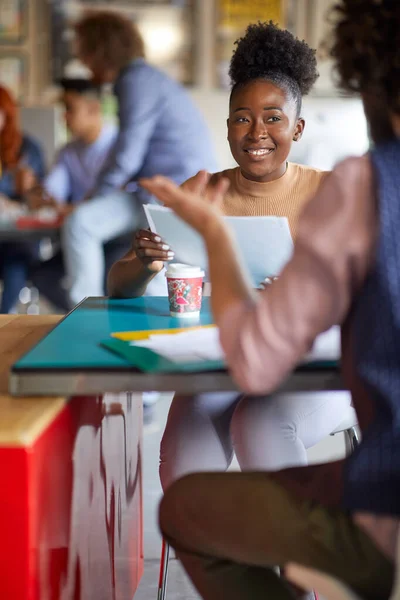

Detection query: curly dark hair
xmin=229 ymin=22 xmax=318 ymax=114
xmin=331 ymin=0 xmax=400 ymax=116
xmin=74 ymin=11 xmax=145 ymax=72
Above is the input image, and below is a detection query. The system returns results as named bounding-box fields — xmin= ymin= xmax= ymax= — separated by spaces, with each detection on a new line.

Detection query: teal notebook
xmin=101 ymin=338 xmax=226 ymax=374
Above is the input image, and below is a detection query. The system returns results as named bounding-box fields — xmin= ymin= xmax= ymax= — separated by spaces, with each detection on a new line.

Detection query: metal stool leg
xmin=157 ymin=539 xmax=170 ymax=600
xmin=344 ymin=426 xmax=360 ymax=455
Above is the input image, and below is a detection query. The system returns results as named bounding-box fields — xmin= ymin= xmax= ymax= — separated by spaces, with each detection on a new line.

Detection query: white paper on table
xmin=130 ymin=327 xmax=225 ymax=364
xmin=128 ymin=325 xmax=340 ymax=367
xmin=144 ymin=204 xmax=294 ymax=285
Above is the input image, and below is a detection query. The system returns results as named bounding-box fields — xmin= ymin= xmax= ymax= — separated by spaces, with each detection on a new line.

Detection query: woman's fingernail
xmin=154 ymin=236 xmax=161 ymax=242
xmin=167 ymin=252 xmax=175 ymax=258
xmin=162 ymin=244 xmax=170 ymax=250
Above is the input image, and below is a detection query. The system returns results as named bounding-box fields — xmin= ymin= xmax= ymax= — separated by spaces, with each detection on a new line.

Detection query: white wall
xmin=190 ymin=89 xmax=234 ymax=171
xmin=288 ymin=97 xmax=369 ymax=170
xmin=20 ymin=106 xmax=61 ymax=169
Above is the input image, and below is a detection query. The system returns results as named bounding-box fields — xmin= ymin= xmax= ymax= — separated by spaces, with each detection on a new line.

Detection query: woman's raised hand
xmin=140 ymin=173 xmax=230 ymax=237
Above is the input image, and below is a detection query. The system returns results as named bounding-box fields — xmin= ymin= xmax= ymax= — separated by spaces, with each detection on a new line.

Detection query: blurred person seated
xmin=28 ymin=77 xmax=117 ymax=213
xmin=29 ymin=78 xmax=131 ymax=311
xmin=0 ymin=85 xmax=45 ymax=313
xmin=58 ymin=11 xmax=217 ymax=309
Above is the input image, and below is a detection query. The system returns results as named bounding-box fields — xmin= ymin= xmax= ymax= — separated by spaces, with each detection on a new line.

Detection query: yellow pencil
xmin=112 ymin=324 xmax=215 ymax=342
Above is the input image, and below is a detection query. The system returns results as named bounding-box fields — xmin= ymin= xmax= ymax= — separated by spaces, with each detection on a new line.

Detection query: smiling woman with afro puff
xmin=177 ymin=20 xmax=325 ymax=239
xmin=110 ymin=21 xmax=328 ymax=289
xmin=110 ymin=22 xmax=355 ymax=580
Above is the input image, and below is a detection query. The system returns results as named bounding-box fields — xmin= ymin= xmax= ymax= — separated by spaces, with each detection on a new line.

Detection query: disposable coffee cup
xmin=165 ymin=263 xmax=205 ymax=318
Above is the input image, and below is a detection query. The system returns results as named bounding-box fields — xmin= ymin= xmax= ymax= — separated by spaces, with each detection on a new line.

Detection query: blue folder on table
xmin=11 ymin=297 xmax=339 ymax=376
xmin=10 ymin=297 xmax=340 ymax=400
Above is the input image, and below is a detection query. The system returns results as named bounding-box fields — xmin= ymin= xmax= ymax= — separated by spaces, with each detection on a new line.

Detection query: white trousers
xmin=160 ymin=391 xmax=352 ymax=490
xmin=61 ymin=190 xmax=146 ymax=308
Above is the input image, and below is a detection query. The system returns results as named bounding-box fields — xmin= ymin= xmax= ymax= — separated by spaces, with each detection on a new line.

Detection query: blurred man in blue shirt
xmin=43 ymin=78 xmax=118 ymax=206
xmin=29 ymin=78 xmax=131 ymax=312
xmin=61 ymin=11 xmax=217 ymax=307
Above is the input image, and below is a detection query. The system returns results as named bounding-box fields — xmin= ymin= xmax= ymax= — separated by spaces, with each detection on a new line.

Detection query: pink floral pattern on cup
xmin=167 ymin=277 xmax=203 ymax=315
xmin=165 ymin=264 xmax=204 ymax=317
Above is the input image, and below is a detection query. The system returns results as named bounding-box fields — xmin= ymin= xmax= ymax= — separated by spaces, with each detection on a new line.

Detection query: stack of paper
xmin=131 ymin=326 xmax=224 ymax=364
xmin=129 ymin=325 xmax=340 ymax=365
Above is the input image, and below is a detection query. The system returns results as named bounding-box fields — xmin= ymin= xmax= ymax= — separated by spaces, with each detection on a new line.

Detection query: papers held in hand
xmin=144 ymin=204 xmax=294 ymax=285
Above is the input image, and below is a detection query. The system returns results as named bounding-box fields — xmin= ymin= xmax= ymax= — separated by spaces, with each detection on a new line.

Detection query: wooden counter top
xmin=0 ymin=315 xmax=66 ymax=447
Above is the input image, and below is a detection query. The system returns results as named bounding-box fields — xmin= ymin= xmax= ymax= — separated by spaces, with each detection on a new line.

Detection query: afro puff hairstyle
xmin=229 ymin=22 xmax=318 ymax=115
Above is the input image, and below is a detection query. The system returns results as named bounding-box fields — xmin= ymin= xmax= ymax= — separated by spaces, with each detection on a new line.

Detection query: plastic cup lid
xmin=165 ymin=263 xmax=204 ymax=278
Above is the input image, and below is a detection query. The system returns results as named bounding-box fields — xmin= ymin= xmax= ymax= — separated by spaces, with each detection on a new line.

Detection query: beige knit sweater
xmin=184 ymin=163 xmax=327 ymax=239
